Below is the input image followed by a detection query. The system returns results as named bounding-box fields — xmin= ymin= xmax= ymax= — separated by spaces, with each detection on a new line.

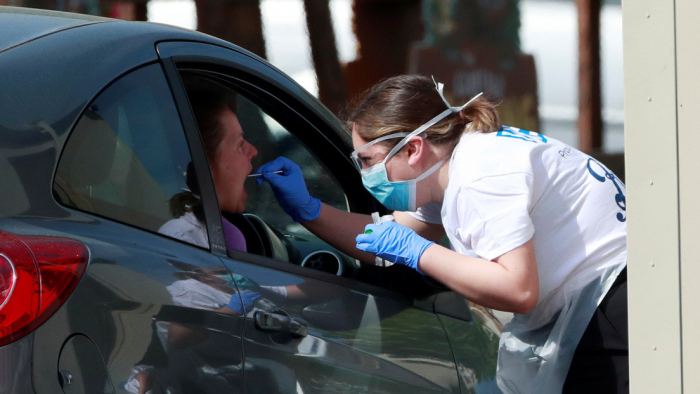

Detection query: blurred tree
xmin=425 ymin=0 xmax=520 ymax=58
xmin=101 ymin=0 xmax=147 ymax=20
xmin=344 ymin=0 xmax=424 ymax=102
xmin=304 ymin=0 xmax=347 ymax=116
xmin=22 ymin=0 xmax=56 ymax=9
xmin=410 ymin=0 xmax=539 ymax=133
xmin=194 ymin=0 xmax=267 ymax=59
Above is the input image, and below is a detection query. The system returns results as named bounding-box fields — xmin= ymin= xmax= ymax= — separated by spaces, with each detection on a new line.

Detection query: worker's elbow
xmin=512 ymin=288 xmax=539 ymax=314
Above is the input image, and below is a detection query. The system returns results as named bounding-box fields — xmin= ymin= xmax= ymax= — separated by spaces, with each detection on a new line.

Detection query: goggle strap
xmin=384 ymin=91 xmax=483 ymax=160
xmin=385 ymin=107 xmax=452 ymax=159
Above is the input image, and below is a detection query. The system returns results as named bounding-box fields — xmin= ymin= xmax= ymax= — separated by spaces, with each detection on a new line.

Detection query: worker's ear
xmin=405 ymin=136 xmax=425 ymax=167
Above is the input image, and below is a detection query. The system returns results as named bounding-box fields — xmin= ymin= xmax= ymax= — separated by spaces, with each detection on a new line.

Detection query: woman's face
xmin=211 ymin=109 xmax=257 ymax=213
xmin=351 ymin=125 xmax=418 ymax=182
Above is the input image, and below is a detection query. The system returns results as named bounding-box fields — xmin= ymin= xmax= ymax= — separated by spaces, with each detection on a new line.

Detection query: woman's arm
xmin=419 ymin=239 xmax=539 ymax=314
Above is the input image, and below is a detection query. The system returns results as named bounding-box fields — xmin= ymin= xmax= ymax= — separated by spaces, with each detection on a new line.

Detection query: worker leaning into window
xmin=255 ymin=75 xmax=628 ymax=394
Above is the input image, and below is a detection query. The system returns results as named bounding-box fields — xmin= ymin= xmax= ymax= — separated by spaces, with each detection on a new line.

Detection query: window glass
xmin=54 ymin=64 xmax=203 ymax=247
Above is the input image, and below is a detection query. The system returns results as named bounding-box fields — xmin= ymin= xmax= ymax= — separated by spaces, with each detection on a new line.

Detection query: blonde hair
xmin=345 ymin=75 xmax=500 ymax=151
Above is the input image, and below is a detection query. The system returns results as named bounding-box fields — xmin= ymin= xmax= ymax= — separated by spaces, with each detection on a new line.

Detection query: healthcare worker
xmin=255 ymin=75 xmax=628 ymax=394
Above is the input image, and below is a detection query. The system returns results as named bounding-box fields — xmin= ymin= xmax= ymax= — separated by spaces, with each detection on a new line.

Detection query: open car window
xmin=176 ymin=69 xmax=449 ymax=299
xmin=178 ymin=70 xmax=350 ymax=259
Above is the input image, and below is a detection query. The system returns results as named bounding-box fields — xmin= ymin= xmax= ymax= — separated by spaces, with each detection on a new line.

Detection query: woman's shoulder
xmin=451 ymin=128 xmax=539 ymax=181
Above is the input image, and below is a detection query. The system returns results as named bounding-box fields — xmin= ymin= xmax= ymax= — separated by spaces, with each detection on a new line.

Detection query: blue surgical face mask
xmin=359 ymin=151 xmax=448 ymax=211
xmin=351 ymin=80 xmax=483 ymax=211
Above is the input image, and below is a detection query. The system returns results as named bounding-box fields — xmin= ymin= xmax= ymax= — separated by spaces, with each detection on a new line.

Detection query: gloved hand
xmin=355 ymin=221 xmax=435 ymax=274
xmin=226 ymin=290 xmax=262 ymax=315
xmin=255 ymin=157 xmax=321 ymax=223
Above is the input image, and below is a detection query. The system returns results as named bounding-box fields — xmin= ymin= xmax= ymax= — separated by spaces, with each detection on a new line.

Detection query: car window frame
xmin=161 ymin=57 xmax=228 ymax=255
xmin=157 ymin=41 xmax=448 ymax=306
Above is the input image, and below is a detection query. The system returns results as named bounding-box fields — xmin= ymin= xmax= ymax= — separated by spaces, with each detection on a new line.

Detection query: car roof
xmin=0 ymin=6 xmax=113 ymax=53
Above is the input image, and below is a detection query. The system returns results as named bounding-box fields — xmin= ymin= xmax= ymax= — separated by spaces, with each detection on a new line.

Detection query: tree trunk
xmin=345 ymin=0 xmax=423 ymax=100
xmin=134 ymin=0 xmax=148 ymax=21
xmin=303 ymin=0 xmax=347 ymax=115
xmin=21 ymin=0 xmax=56 ymax=9
xmin=194 ymin=0 xmax=266 ymax=60
xmin=577 ymin=0 xmax=602 ymax=153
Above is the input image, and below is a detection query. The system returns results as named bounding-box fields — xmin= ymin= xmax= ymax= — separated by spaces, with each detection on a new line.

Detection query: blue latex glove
xmin=226 ymin=290 xmax=261 ymax=314
xmin=255 ymin=157 xmax=321 ymax=223
xmin=355 ymin=221 xmax=435 ymax=274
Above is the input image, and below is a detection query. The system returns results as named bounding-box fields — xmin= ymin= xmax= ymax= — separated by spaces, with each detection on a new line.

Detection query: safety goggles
xmin=350 ymin=132 xmax=427 ymax=173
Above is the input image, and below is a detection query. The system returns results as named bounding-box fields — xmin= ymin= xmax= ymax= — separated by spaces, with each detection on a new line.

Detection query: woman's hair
xmin=345 ymin=75 xmax=500 ymax=151
xmin=188 ymin=89 xmax=238 ymax=165
xmin=169 ymin=88 xmax=238 ymax=220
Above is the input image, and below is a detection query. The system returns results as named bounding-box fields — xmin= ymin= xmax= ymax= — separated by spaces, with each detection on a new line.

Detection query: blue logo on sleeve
xmin=496 ymin=126 xmax=548 ymax=144
xmin=587 ymin=158 xmax=626 ymax=222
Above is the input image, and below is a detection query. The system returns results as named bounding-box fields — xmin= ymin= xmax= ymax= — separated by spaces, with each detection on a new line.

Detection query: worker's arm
xmin=419 ymin=240 xmax=539 ymax=314
xmin=255 ymin=157 xmax=436 ymax=263
xmin=393 ymin=211 xmax=446 ymax=243
xmin=357 ymin=221 xmax=539 ymax=314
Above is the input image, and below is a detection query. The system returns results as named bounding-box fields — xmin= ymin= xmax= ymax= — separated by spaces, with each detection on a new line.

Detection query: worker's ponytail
xmin=460 ymin=96 xmax=501 ymax=134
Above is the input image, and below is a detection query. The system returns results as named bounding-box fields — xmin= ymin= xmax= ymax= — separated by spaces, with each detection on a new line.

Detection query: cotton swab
xmin=248 ymin=170 xmax=283 ymax=178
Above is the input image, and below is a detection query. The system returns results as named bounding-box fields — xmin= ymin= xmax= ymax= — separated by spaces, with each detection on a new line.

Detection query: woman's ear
xmin=405 ymin=137 xmax=425 ymax=166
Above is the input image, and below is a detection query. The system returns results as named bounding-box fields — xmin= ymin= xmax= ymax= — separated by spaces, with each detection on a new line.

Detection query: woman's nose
xmin=248 ymin=142 xmax=258 ymax=160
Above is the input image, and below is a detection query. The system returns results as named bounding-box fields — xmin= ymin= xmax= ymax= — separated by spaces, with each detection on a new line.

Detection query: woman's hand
xmin=255 ymin=157 xmax=321 ymax=223
xmin=355 ymin=221 xmax=435 ymax=274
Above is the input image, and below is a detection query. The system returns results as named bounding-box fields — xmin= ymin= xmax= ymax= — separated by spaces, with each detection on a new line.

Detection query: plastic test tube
xmin=370 ymin=212 xmax=395 ymax=267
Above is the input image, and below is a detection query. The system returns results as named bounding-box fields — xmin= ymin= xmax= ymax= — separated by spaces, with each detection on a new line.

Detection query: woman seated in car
xmin=159 ymin=90 xmax=258 ymax=252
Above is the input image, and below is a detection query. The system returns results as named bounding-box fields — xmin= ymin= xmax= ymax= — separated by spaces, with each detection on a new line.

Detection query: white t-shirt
xmin=410 ymin=126 xmax=627 ymax=327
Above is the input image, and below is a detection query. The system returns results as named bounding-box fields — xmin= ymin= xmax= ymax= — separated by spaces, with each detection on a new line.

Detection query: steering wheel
xmin=224 ymin=212 xmax=354 ymax=277
xmin=224 ymin=212 xmax=289 ymax=262
xmin=242 ymin=213 xmax=292 ymax=262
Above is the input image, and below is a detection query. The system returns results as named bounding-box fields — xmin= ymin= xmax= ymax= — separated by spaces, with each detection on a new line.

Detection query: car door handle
xmin=254 ymin=310 xmax=308 ymax=338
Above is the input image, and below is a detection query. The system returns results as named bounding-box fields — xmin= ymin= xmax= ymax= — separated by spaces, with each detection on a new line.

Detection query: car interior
xmin=178 ymin=69 xmax=452 ymax=299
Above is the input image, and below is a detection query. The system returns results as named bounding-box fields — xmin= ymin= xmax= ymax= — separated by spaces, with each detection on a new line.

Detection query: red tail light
xmin=0 ymin=231 xmax=88 ymax=347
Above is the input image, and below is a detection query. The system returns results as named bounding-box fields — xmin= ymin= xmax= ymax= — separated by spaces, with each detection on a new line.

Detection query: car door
xmin=158 ymin=41 xmax=463 ymax=393
xmin=47 ymin=61 xmax=248 ymax=394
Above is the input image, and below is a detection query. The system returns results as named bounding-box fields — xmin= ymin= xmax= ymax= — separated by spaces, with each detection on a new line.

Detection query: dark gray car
xmin=0 ymin=7 xmax=501 ymax=394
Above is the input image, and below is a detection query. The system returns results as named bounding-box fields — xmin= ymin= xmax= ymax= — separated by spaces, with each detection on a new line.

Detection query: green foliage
xmin=423 ymin=0 xmax=521 ymax=56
